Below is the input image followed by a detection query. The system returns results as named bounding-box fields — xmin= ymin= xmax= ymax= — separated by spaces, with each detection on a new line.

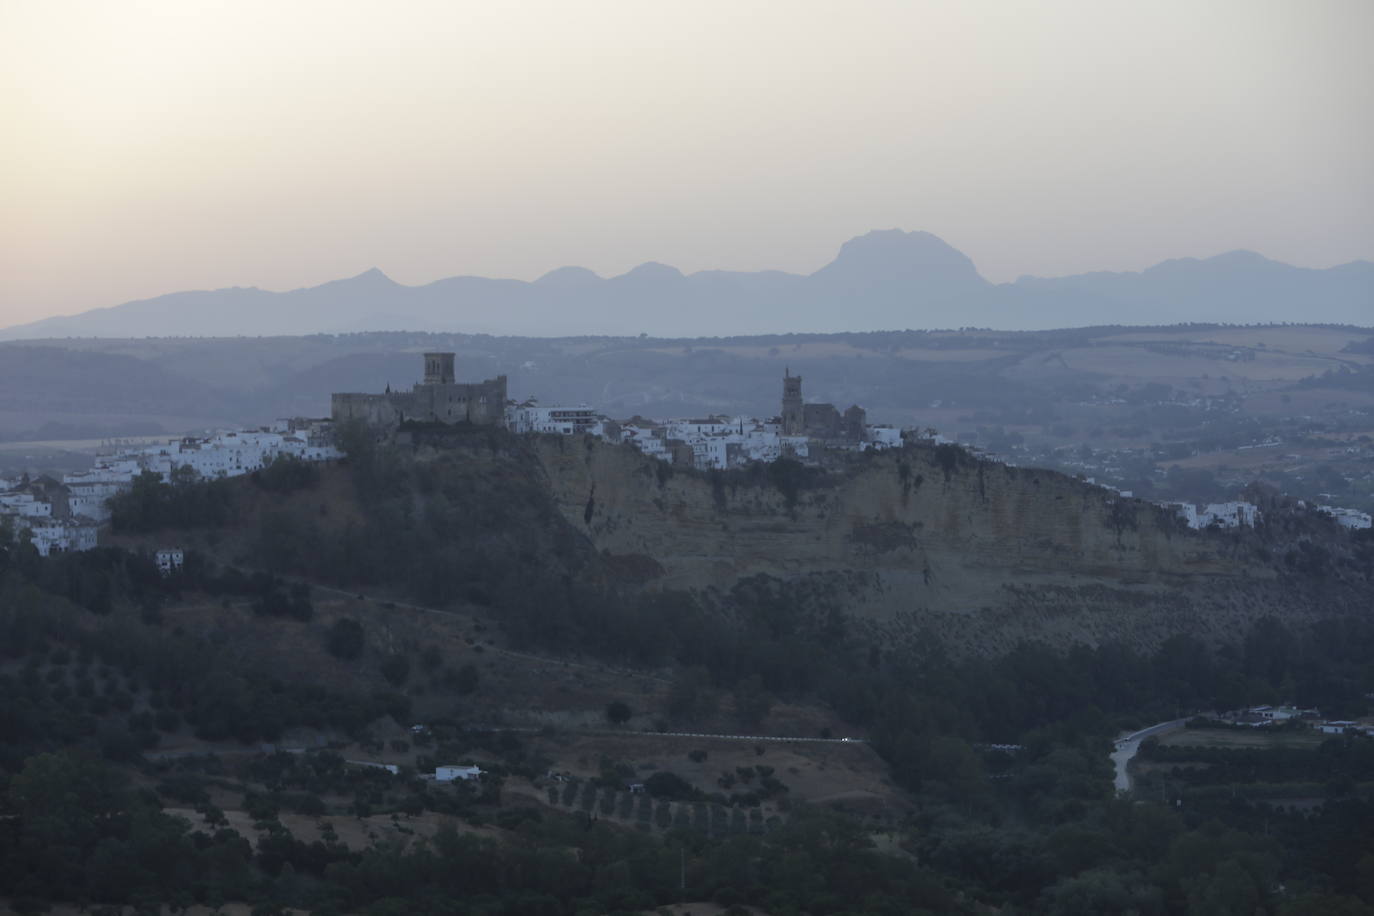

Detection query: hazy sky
xmin=3 ymin=0 xmax=1371 ymax=328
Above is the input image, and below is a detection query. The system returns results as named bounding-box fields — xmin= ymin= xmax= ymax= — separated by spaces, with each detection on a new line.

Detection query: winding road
xmin=1111 ymin=718 xmax=1188 ymax=793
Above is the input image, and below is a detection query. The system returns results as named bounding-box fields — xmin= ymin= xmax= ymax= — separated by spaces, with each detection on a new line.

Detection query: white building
xmin=63 ymin=474 xmax=128 ymax=523
xmin=155 ymin=548 xmax=185 ymax=576
xmin=621 ymin=425 xmax=668 ymax=458
xmin=1318 ymin=506 xmax=1373 ymax=530
xmin=867 ymin=427 xmax=903 ymax=449
xmin=1317 ymin=720 xmax=1357 ymax=735
xmin=1248 ymin=705 xmax=1297 ymax=721
xmin=0 ymin=492 xmax=52 ymax=519
xmin=617 ymin=416 xmax=823 ymax=470
xmin=2 ymin=419 xmax=342 ymax=559
xmin=23 ymin=518 xmax=99 ymax=557
xmin=506 ymin=404 xmax=599 ymax=436
xmin=86 ymin=423 xmax=343 ymax=486
xmin=435 ymin=764 xmax=483 ymax=782
xmin=1168 ymin=501 xmax=1262 ymax=530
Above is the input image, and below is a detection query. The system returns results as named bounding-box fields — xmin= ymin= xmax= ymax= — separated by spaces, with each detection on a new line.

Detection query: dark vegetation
xmin=3 ymin=435 xmax=1374 ymax=914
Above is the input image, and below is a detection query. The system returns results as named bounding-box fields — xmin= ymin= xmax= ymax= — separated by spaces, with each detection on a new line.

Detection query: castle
xmin=331 ymin=352 xmax=507 ymax=428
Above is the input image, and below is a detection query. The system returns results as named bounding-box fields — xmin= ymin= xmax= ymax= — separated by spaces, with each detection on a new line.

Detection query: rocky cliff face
xmin=529 ymin=437 xmax=1370 ymax=656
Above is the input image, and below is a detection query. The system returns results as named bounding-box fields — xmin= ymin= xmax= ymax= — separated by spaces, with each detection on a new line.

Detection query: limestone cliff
xmin=528 ymin=436 xmax=1370 ymax=657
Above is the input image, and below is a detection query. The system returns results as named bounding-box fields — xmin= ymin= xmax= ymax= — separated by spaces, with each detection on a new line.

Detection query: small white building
xmin=1318 ymin=506 xmax=1373 ymax=530
xmin=22 ymin=518 xmax=99 ymax=557
xmin=867 ymin=427 xmax=903 ymax=449
xmin=1317 ymin=721 xmax=1357 ymax=735
xmin=1248 ymin=705 xmax=1298 ymax=721
xmin=1168 ymin=501 xmax=1262 ymax=530
xmin=435 ymin=764 xmax=483 ymax=782
xmin=155 ymin=548 xmax=185 ymax=576
xmin=0 ymin=492 xmax=53 ymax=519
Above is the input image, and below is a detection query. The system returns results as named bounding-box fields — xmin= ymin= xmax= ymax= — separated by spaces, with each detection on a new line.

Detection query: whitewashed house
xmin=1168 ymin=501 xmax=1262 ymax=530
xmin=24 ymin=518 xmax=98 ymax=557
xmin=1317 ymin=721 xmax=1357 ymax=735
xmin=1318 ymin=506 xmax=1373 ymax=530
xmin=436 ymin=764 xmax=483 ymax=782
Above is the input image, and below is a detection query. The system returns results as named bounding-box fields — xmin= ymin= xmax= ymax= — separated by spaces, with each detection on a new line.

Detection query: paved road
xmin=1111 ymin=718 xmax=1188 ymax=793
xmin=422 ymin=724 xmax=868 ymax=745
xmin=624 ymin=729 xmax=865 ymax=745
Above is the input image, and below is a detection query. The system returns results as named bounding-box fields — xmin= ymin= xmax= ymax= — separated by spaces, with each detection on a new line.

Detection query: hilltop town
xmin=4 ymin=349 xmax=1369 ymax=559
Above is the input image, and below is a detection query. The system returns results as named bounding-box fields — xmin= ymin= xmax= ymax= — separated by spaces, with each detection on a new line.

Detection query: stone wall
xmin=331 ymin=392 xmax=406 ymax=427
xmin=410 ymin=375 xmax=507 ymax=425
xmin=331 ymin=374 xmax=507 ymax=427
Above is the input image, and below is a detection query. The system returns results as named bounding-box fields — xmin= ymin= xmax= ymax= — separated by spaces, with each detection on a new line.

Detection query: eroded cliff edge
xmin=525 ymin=435 xmax=1370 ymax=657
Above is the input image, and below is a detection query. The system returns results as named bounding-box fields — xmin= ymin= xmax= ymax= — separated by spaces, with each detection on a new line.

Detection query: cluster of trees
xmin=1140 ymin=731 xmax=1374 ymax=791
xmin=108 ymin=467 xmax=235 ymax=532
xmin=0 ymin=568 xmax=405 ymax=763
xmin=5 ymin=543 xmax=316 ymax=624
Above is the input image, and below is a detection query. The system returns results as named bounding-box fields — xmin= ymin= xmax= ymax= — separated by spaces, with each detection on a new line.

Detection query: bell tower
xmin=781 ymin=368 xmax=803 ymax=436
xmin=423 ymin=352 xmax=455 ymax=385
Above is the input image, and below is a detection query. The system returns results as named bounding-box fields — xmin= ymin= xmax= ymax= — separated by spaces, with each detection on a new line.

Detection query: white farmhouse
xmin=435 ymin=764 xmax=483 ymax=782
xmin=1317 ymin=720 xmax=1357 ymax=735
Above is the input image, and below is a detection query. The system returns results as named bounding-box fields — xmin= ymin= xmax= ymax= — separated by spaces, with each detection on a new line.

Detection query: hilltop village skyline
xmin=9 ymin=346 xmax=1368 ymax=561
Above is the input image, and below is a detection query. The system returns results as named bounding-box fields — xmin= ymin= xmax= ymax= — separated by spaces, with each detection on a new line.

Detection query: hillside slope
xmin=527 ymin=435 xmax=1371 ymax=656
xmin=119 ymin=425 xmax=1369 ymax=661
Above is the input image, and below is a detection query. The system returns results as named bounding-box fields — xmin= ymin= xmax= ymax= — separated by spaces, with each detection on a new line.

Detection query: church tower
xmin=781 ymin=368 xmax=803 ymax=436
xmin=423 ymin=352 xmax=456 ymax=385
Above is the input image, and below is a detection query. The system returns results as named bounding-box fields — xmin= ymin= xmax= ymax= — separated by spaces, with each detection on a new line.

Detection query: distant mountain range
xmin=3 ymin=230 xmax=1370 ymax=339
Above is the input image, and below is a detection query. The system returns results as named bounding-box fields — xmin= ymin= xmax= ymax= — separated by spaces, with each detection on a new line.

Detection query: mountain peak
xmin=304 ymin=267 xmax=399 ymax=292
xmin=616 ymin=261 xmax=684 ymax=281
xmin=535 ymin=265 xmax=602 ymax=286
xmin=1146 ymin=250 xmax=1282 ymax=276
xmin=811 ymin=229 xmax=989 ymax=294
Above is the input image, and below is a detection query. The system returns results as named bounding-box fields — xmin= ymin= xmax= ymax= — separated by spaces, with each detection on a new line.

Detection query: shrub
xmin=327 ymin=618 xmax=365 ymax=660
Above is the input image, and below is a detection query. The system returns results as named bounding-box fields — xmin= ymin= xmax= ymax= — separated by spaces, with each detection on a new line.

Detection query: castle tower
xmin=781 ymin=368 xmax=803 ymax=436
xmin=423 ymin=352 xmax=455 ymax=385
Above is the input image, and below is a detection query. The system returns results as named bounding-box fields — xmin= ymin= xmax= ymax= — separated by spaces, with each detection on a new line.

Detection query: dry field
xmin=1056 ymin=346 xmax=1337 ymax=384
xmin=1097 ymin=326 xmax=1372 ymax=358
xmin=1157 ymin=728 xmax=1325 ymax=750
